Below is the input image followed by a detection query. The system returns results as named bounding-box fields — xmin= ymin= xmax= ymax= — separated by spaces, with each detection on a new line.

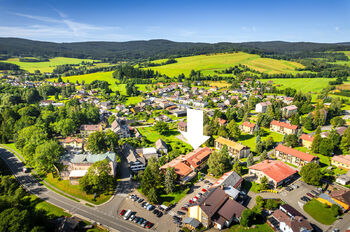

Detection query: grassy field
xmin=238 ymin=130 xmax=284 ymax=152
xmin=260 ymin=78 xmax=334 ymax=93
xmin=227 ymin=223 xmax=273 ymax=232
xmin=303 ymin=199 xmax=337 ymax=225
xmin=44 ymin=173 xmax=111 ymax=205
xmin=1 ymin=57 xmax=98 ymax=73
xmin=145 ymin=52 xmax=305 ymax=77
xmin=47 ymin=72 xmax=151 ymax=96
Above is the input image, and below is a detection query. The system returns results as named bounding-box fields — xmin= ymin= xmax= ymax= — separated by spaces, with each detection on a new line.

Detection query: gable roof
xmin=155 ymin=139 xmax=167 ymax=150
xmin=70 ymin=152 xmax=116 ymax=164
xmin=217 ymin=197 xmax=246 ymax=220
xmin=300 ymin=134 xmax=314 ymax=142
xmin=330 ymin=190 xmax=350 ymax=206
xmin=215 ymin=136 xmax=248 ymax=151
xmin=199 ymin=187 xmax=229 ymax=217
xmin=275 ymin=144 xmax=317 ymax=162
xmin=332 ymin=155 xmax=350 ymax=167
xmin=174 ymin=162 xmax=193 ymax=177
xmin=60 ymin=137 xmax=83 ymax=144
xmin=249 ymin=160 xmax=298 ymax=183
xmin=271 ymin=120 xmax=298 ymax=130
xmin=184 ymin=147 xmax=213 ymax=169
xmin=81 ymin=124 xmax=101 ymax=131
xmin=211 ymin=171 xmax=243 ymax=189
xmin=242 ymin=121 xmax=256 ymax=128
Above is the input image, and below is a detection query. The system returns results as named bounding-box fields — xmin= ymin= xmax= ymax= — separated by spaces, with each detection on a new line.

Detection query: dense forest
xmin=1 ymin=38 xmax=350 ymax=62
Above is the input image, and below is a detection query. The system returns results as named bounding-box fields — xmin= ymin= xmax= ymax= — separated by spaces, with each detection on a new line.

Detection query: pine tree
xmin=164 ymin=167 xmax=176 ymax=194
xmin=247 ymin=153 xmax=254 ymax=167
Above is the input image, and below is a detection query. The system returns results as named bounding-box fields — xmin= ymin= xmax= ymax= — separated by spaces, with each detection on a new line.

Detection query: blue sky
xmin=0 ymin=0 xmax=349 ymax=43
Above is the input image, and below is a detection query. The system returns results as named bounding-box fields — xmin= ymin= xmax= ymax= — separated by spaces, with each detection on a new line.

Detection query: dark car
xmin=181 ymin=207 xmax=188 ymax=211
xmin=157 ymin=211 xmax=163 ymax=217
xmin=137 ymin=198 xmax=144 ymax=203
xmin=138 ymin=218 xmax=144 ymax=224
xmin=311 ymin=190 xmax=318 ymax=195
xmin=141 ymin=202 xmax=147 ymax=207
xmin=173 ymin=215 xmax=181 ymax=221
xmin=153 ymin=209 xmax=159 ymax=214
xmin=177 ymin=211 xmax=185 ymax=215
xmin=133 ymin=216 xmax=140 ymax=223
xmin=301 ymin=196 xmax=310 ymax=202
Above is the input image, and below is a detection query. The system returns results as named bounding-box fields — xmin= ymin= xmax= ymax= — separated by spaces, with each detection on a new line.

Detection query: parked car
xmin=177 ymin=211 xmax=185 ymax=215
xmin=138 ymin=218 xmax=144 ymax=225
xmin=146 ymin=222 xmax=153 ymax=229
xmin=301 ymin=196 xmax=310 ymax=202
xmin=153 ymin=209 xmax=159 ymax=214
xmin=157 ymin=211 xmax=163 ymax=217
xmin=132 ymin=196 xmax=139 ymax=201
xmin=181 ymin=207 xmax=188 ymax=211
xmin=144 ymin=203 xmax=150 ymax=208
xmin=311 ymin=190 xmax=318 ymax=195
xmin=133 ymin=216 xmax=140 ymax=223
xmin=129 ymin=214 xmax=135 ymax=221
xmin=146 ymin=204 xmax=154 ymax=211
xmin=137 ymin=198 xmax=144 ymax=203
xmin=123 ymin=210 xmax=132 ymax=220
xmin=306 ymin=193 xmax=315 ymax=198
xmin=120 ymin=209 xmax=126 ymax=216
xmin=141 ymin=202 xmax=147 ymax=207
xmin=142 ymin=220 xmax=148 ymax=228
xmin=173 ymin=215 xmax=181 ymax=221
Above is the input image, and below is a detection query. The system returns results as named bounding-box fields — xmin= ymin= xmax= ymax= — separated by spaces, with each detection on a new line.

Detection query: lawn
xmin=238 ymin=130 xmax=284 ymax=152
xmin=44 ymin=173 xmax=111 ymax=205
xmin=227 ymin=223 xmax=273 ymax=232
xmin=137 ymin=125 xmax=192 ymax=151
xmin=31 ymin=195 xmax=71 ymax=217
xmin=1 ymin=57 xmax=98 ymax=73
xmin=145 ymin=52 xmax=305 ymax=77
xmin=294 ymin=146 xmax=330 ymax=168
xmin=303 ymin=199 xmax=337 ymax=225
xmin=260 ymin=78 xmax=334 ymax=93
xmin=125 ymin=96 xmax=143 ymax=106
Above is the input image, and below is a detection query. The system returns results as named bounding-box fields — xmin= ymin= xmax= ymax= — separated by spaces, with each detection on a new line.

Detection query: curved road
xmin=0 ymin=148 xmax=146 ymax=232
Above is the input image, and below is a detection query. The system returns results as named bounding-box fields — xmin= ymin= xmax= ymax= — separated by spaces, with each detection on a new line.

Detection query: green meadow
xmin=145 ymin=52 xmax=306 ymax=77
xmin=260 ymin=78 xmax=335 ymax=93
xmin=1 ymin=57 xmax=98 ymax=73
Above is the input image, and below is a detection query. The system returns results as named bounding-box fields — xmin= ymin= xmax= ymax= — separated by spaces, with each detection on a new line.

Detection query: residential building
xmin=182 ymin=147 xmax=213 ymax=171
xmin=248 ymin=160 xmax=298 ymax=188
xmin=215 ymin=137 xmax=250 ymax=158
xmin=270 ymin=209 xmax=313 ymax=232
xmin=178 ymin=121 xmax=187 ymax=132
xmin=282 ymin=105 xmax=298 ymax=118
xmin=274 ymin=144 xmax=318 ymax=167
xmin=80 ymin=124 xmax=103 ymax=137
xmin=188 ymin=187 xmax=246 ymax=230
xmin=173 ymin=110 xmax=187 ymax=117
xmin=110 ymin=119 xmax=130 ymax=138
xmin=270 ymin=120 xmax=299 ymax=135
xmin=331 ymin=155 xmax=350 ymax=170
xmin=60 ymin=152 xmax=117 ymax=185
xmin=317 ymin=190 xmax=350 ymax=212
xmin=299 ymin=134 xmax=314 ymax=150
xmin=255 ymin=101 xmax=272 ymax=113
xmin=240 ymin=121 xmax=257 ymax=135
xmin=336 ymin=174 xmax=350 ymax=185
xmin=136 ymin=147 xmax=159 ymax=160
xmin=211 ymin=171 xmax=243 ymax=190
xmin=155 ymin=139 xmax=168 ymax=154
xmin=279 ymin=204 xmax=305 ymax=219
xmin=122 ymin=143 xmax=146 ymax=173
xmin=59 ymin=137 xmax=83 ymax=150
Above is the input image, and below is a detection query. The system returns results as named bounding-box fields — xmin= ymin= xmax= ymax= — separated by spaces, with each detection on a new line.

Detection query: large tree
xmin=300 ymin=163 xmax=323 ymax=186
xmin=340 ymin=127 xmax=350 ymax=154
xmin=207 ymin=147 xmax=231 ymax=177
xmin=52 ymin=118 xmax=77 ymax=137
xmin=34 ymin=140 xmax=62 ymax=173
xmin=164 ymin=167 xmax=177 ymax=194
xmin=153 ymin=121 xmax=169 ymax=135
xmin=79 ymin=159 xmax=114 ymax=194
xmin=227 ymin=120 xmax=241 ymax=140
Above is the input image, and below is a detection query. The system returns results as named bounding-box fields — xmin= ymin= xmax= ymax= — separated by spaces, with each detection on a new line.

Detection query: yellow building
xmin=331 ymin=155 xmax=350 ymax=170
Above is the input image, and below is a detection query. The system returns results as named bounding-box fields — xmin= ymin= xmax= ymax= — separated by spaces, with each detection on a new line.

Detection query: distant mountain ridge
xmin=0 ymin=37 xmax=349 ymax=62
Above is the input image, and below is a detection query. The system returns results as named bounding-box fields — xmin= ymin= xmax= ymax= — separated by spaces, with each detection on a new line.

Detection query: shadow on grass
xmin=239 ymin=134 xmax=254 ymax=141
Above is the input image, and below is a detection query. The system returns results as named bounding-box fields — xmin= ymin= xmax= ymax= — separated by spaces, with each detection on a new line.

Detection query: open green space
xmin=1 ymin=57 xmax=98 ymax=73
xmin=260 ymin=78 xmax=335 ymax=93
xmin=31 ymin=195 xmax=71 ymax=217
xmin=227 ymin=223 xmax=273 ymax=232
xmin=303 ymin=199 xmax=337 ymax=225
xmin=238 ymin=130 xmax=284 ymax=152
xmin=146 ymin=52 xmax=305 ymax=77
xmin=44 ymin=173 xmax=111 ymax=205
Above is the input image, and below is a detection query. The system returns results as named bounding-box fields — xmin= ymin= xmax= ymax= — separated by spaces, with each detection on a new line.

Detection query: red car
xmin=120 ymin=209 xmax=126 ymax=216
xmin=181 ymin=207 xmax=188 ymax=211
xmin=189 ymin=200 xmax=193 ymax=204
xmin=146 ymin=222 xmax=153 ymax=229
xmin=306 ymin=193 xmax=315 ymax=198
xmin=202 ymin=188 xmax=207 ymax=192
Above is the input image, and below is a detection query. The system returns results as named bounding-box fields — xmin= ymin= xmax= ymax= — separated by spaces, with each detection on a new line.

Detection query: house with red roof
xmin=248 ymin=160 xmax=298 ymax=188
xmin=299 ymin=134 xmax=314 ymax=150
xmin=270 ymin=120 xmax=299 ymax=135
xmin=274 ymin=144 xmax=318 ymax=167
xmin=240 ymin=121 xmax=257 ymax=135
xmin=160 ymin=147 xmax=213 ymax=183
xmin=281 ymin=105 xmax=298 ymax=118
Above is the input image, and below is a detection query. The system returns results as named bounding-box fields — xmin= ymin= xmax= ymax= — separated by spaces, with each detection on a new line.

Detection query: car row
xmin=130 ymin=194 xmax=164 ymax=218
xmin=120 ymin=209 xmax=154 ymax=229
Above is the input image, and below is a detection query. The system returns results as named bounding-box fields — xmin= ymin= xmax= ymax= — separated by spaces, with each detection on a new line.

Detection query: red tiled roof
xmin=218 ymin=118 xmax=227 ymax=125
xmin=275 ymin=144 xmax=317 ymax=162
xmin=300 ymin=134 xmax=314 ymax=142
xmin=271 ymin=120 xmax=298 ymax=130
xmin=249 ymin=160 xmax=298 ymax=183
xmin=178 ymin=121 xmax=187 ymax=127
xmin=332 ymin=155 xmax=350 ymax=167
xmin=242 ymin=121 xmax=256 ymax=128
xmin=62 ymin=137 xmax=83 ymax=144
xmin=184 ymin=147 xmax=213 ymax=169
xmin=174 ymin=162 xmax=193 ymax=177
xmin=81 ymin=124 xmax=101 ymax=131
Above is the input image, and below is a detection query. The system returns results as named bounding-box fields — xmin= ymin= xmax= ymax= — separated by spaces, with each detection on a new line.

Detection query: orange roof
xmin=332 ymin=155 xmax=350 ymax=167
xmin=160 ymin=155 xmax=184 ymax=170
xmin=174 ymin=162 xmax=193 ymax=177
xmin=61 ymin=137 xmax=83 ymax=144
xmin=275 ymin=144 xmax=317 ymax=162
xmin=271 ymin=120 xmax=298 ymax=130
xmin=249 ymin=160 xmax=298 ymax=183
xmin=218 ymin=118 xmax=227 ymax=125
xmin=184 ymin=147 xmax=213 ymax=169
xmin=242 ymin=121 xmax=256 ymax=128
xmin=300 ymin=134 xmax=314 ymax=142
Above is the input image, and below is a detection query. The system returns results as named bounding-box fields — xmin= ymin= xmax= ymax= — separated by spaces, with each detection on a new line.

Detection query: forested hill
xmin=0 ymin=37 xmax=350 ymax=62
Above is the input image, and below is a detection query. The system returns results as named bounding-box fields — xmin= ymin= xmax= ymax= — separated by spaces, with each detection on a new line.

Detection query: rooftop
xmin=275 ymin=144 xmax=317 ymax=162
xmin=271 ymin=120 xmax=298 ymax=130
xmin=249 ymin=160 xmax=298 ymax=183
xmin=300 ymin=134 xmax=314 ymax=142
xmin=242 ymin=121 xmax=256 ymax=128
xmin=215 ymin=136 xmax=248 ymax=151
xmin=332 ymin=155 xmax=350 ymax=167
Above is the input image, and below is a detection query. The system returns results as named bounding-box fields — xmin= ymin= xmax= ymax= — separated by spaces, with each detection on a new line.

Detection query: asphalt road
xmin=0 ymin=148 xmax=147 ymax=232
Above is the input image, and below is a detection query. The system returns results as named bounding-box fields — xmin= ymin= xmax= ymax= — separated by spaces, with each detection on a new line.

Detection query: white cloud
xmin=241 ymin=26 xmax=256 ymax=32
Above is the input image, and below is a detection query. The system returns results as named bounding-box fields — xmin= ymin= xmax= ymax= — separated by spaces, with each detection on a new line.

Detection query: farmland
xmin=260 ymin=78 xmax=335 ymax=93
xmin=145 ymin=52 xmax=306 ymax=77
xmin=1 ymin=57 xmax=98 ymax=73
